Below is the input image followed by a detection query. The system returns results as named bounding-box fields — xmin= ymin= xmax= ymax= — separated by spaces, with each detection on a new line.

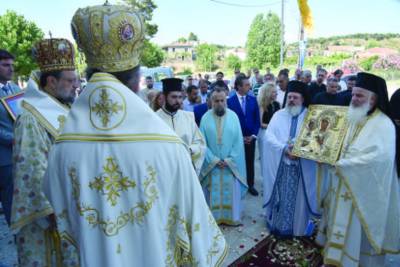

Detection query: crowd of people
xmin=1 ymin=2 xmax=400 ymax=267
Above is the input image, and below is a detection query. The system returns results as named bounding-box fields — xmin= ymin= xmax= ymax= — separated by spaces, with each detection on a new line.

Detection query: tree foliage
xmin=188 ymin=32 xmax=199 ymax=42
xmin=123 ymin=0 xmax=158 ymax=38
xmin=195 ymin=44 xmax=218 ymax=72
xmin=123 ymin=0 xmax=164 ymax=66
xmin=305 ymin=53 xmax=351 ymax=67
xmin=359 ymin=55 xmax=379 ymax=71
xmin=307 ymin=33 xmax=400 ymax=46
xmin=177 ymin=37 xmax=187 ymax=43
xmin=177 ymin=32 xmax=199 ymax=43
xmin=246 ymin=12 xmax=282 ymax=69
xmin=225 ymin=54 xmax=242 ymax=70
xmin=141 ymin=39 xmax=165 ymax=67
xmin=0 ymin=10 xmax=44 ymax=78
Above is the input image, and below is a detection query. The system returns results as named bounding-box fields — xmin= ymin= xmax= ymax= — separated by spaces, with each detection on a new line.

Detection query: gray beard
xmin=214 ymin=107 xmax=226 ymax=117
xmin=347 ymin=102 xmax=369 ymax=126
xmin=285 ymin=105 xmax=302 ymax=117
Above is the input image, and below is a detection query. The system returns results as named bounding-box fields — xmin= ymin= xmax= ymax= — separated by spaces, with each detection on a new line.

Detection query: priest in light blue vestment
xmin=200 ymin=88 xmax=248 ymax=225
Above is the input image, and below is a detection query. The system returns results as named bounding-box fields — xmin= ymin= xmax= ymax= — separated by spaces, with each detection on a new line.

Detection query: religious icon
xmin=1 ymin=91 xmax=25 ymax=121
xmin=120 ymin=23 xmax=134 ymax=41
xmin=292 ymin=105 xmax=348 ymax=165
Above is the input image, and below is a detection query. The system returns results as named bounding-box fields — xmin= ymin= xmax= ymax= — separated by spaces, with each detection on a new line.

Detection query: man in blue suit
xmin=194 ymin=98 xmax=210 ymax=126
xmin=228 ymin=73 xmax=260 ymax=196
xmin=0 ymin=49 xmax=21 ymax=225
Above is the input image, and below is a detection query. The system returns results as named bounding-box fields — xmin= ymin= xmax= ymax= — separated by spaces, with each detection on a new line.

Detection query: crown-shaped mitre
xmin=33 ymin=38 xmax=76 ymax=72
xmin=71 ymin=4 xmax=145 ymax=72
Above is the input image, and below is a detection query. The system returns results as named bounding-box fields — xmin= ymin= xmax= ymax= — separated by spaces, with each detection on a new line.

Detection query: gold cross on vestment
xmin=340 ymin=191 xmax=352 ymax=202
xmin=91 ymin=89 xmax=123 ymax=127
xmin=333 ymin=230 xmax=345 ymax=240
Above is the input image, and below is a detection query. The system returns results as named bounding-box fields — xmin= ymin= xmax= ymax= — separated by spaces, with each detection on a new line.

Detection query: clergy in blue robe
xmin=200 ymin=88 xmax=248 ymax=225
xmin=262 ymin=81 xmax=319 ymax=237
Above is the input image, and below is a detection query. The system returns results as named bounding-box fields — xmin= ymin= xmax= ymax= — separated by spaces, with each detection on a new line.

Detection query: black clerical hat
xmin=390 ymin=88 xmax=400 ymax=119
xmin=162 ymin=78 xmax=183 ymax=94
xmin=356 ymin=72 xmax=390 ymax=115
xmin=287 ymin=80 xmax=310 ymax=106
xmin=355 ymin=72 xmax=380 ymax=94
xmin=375 ymin=75 xmax=390 ymax=116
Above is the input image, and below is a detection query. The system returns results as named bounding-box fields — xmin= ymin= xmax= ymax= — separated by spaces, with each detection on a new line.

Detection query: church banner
xmin=292 ymin=105 xmax=348 ymax=165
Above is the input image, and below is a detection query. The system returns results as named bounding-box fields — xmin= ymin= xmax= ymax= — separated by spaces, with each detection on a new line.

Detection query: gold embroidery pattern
xmin=207 ymin=214 xmax=224 ymax=265
xmin=165 ymin=205 xmax=198 ymax=267
xmin=68 ymin=163 xmax=158 ymax=236
xmin=89 ymin=157 xmax=136 ymax=206
xmin=91 ymin=89 xmax=123 ymax=127
xmin=57 ymin=115 xmax=66 ymax=131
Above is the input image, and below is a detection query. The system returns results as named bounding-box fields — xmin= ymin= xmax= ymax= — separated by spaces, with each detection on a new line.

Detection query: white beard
xmin=286 ymin=105 xmax=302 ymax=117
xmin=347 ymin=102 xmax=370 ymax=126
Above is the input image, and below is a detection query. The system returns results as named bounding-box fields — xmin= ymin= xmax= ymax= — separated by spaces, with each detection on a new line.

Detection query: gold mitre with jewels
xmin=33 ymin=38 xmax=76 ymax=72
xmin=71 ymin=3 xmax=145 ymax=72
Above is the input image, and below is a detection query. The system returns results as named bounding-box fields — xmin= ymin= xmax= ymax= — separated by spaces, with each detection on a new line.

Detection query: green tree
xmin=366 ymin=39 xmax=379 ymax=49
xmin=141 ymin=40 xmax=165 ymax=67
xmin=359 ymin=55 xmax=379 ymax=71
xmin=225 ymin=54 xmax=242 ymax=70
xmin=188 ymin=32 xmax=199 ymax=42
xmin=177 ymin=37 xmax=187 ymax=43
xmin=123 ymin=0 xmax=164 ymax=66
xmin=195 ymin=44 xmax=218 ymax=72
xmin=0 ymin=10 xmax=44 ymax=78
xmin=246 ymin=12 xmax=282 ymax=69
xmin=123 ymin=0 xmax=157 ymax=38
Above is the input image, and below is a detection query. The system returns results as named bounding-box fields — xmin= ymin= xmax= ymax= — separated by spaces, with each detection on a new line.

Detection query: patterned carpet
xmin=228 ymin=235 xmax=323 ymax=267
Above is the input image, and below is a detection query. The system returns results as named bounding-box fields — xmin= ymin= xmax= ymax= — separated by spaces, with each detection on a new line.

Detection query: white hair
xmin=347 ymin=91 xmax=372 ymax=125
xmin=286 ymin=105 xmax=302 ymax=117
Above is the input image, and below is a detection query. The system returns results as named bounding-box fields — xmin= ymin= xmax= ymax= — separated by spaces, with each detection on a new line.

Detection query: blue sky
xmin=1 ymin=0 xmax=399 ymax=46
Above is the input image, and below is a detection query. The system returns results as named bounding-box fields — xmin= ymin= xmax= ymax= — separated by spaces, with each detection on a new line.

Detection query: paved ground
xmin=221 ymin=156 xmax=400 ymax=266
xmin=0 ymin=205 xmax=17 ymax=267
xmin=1 ymin=155 xmax=400 ymax=266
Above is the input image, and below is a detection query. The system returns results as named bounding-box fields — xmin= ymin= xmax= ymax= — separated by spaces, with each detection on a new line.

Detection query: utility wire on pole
xmin=280 ymin=0 xmax=285 ymax=67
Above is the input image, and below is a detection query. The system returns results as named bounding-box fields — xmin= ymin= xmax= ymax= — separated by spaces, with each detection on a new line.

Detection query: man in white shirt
xmin=276 ymin=72 xmax=289 ymax=107
xmin=183 ymin=85 xmax=200 ymax=112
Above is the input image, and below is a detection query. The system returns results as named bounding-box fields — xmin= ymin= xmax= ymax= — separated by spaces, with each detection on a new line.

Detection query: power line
xmin=209 ymin=0 xmax=281 ymax=8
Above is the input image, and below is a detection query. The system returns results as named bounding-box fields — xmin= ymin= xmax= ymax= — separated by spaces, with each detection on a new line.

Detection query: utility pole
xmin=298 ymin=23 xmax=305 ymax=69
xmin=280 ymin=0 xmax=285 ymax=67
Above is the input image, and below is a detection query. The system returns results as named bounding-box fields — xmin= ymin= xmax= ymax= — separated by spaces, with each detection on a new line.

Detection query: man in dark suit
xmin=308 ymin=68 xmax=327 ymax=101
xmin=0 ymin=49 xmax=21 ymax=225
xmin=337 ymin=75 xmax=356 ymax=106
xmin=312 ymin=77 xmax=343 ymax=106
xmin=227 ymin=73 xmax=260 ymax=196
xmin=194 ymin=95 xmax=210 ymax=126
